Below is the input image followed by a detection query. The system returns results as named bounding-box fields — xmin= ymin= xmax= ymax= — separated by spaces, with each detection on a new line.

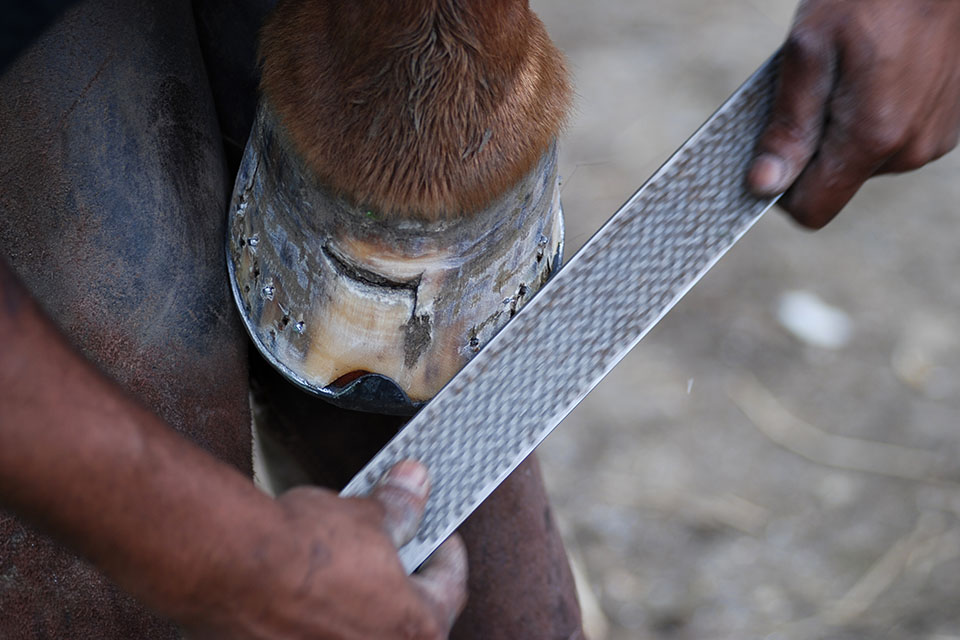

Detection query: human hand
xmin=183 ymin=461 xmax=467 ymax=640
xmin=0 ymin=258 xmax=465 ymax=638
xmin=748 ymin=0 xmax=960 ymax=228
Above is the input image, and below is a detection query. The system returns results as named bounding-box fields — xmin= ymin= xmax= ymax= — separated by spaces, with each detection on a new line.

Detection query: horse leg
xmin=244 ymin=1 xmax=584 ymax=634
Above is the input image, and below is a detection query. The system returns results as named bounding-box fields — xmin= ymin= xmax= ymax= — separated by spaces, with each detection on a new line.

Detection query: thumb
xmin=372 ymin=460 xmax=431 ymax=549
xmin=749 ymin=29 xmax=836 ymax=196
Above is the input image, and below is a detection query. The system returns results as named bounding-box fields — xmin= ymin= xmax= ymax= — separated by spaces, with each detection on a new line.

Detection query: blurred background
xmin=530 ymin=1 xmax=960 ymax=639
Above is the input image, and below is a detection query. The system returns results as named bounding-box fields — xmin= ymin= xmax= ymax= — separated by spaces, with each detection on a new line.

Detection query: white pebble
xmin=776 ymin=290 xmax=853 ymax=350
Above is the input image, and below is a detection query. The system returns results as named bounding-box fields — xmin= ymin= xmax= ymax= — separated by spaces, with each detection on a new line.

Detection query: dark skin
xmin=0 ymin=258 xmax=466 ymax=639
xmin=749 ymin=0 xmax=960 ymax=228
xmin=2 ymin=0 xmax=960 ymax=637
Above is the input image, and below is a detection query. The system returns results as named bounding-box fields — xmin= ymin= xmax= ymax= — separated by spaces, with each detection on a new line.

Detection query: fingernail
xmin=750 ymin=153 xmax=788 ymax=194
xmin=381 ymin=460 xmax=429 ymax=498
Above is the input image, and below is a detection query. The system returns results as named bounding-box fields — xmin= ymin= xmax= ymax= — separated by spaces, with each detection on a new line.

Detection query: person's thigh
xmin=0 ymin=0 xmax=250 ymax=636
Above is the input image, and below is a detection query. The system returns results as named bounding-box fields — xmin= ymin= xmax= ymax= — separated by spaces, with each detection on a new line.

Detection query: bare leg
xmin=252 ymin=357 xmax=585 ymax=639
xmin=451 ymin=455 xmax=584 ymax=640
xmin=0 ymin=0 xmax=249 ymax=636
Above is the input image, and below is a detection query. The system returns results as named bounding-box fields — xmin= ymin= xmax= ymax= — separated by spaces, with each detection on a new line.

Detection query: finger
xmin=878 ymin=104 xmax=960 ymax=174
xmin=372 ymin=459 xmax=430 ymax=548
xmin=748 ymin=24 xmax=837 ymax=196
xmin=879 ymin=136 xmax=945 ymax=175
xmin=412 ymin=534 xmax=469 ymax=632
xmin=779 ymin=123 xmax=885 ymax=228
xmin=936 ymin=123 xmax=960 ymax=162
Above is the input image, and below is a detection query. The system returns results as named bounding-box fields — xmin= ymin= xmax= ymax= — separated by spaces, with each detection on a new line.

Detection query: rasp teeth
xmin=342 ymin=52 xmax=784 ymax=574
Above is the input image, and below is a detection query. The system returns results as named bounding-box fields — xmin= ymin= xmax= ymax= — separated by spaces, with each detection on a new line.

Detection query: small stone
xmin=776 ymin=290 xmax=853 ymax=350
xmin=890 ymin=312 xmax=959 ymax=398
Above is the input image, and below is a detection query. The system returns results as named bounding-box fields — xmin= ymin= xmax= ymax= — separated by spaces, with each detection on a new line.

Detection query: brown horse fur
xmin=259 ymin=0 xmax=571 ymax=221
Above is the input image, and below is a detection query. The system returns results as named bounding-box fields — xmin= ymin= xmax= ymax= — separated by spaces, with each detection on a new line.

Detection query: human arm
xmin=0 ymin=257 xmax=466 ymax=639
xmin=748 ymin=0 xmax=960 ymax=228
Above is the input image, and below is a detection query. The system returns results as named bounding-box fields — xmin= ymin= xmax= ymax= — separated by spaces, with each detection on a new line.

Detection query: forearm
xmin=0 ymin=258 xmax=279 ymax=624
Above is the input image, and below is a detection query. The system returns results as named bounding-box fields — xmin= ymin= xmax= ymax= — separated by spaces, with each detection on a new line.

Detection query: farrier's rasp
xmin=342 ymin=53 xmax=784 ymax=573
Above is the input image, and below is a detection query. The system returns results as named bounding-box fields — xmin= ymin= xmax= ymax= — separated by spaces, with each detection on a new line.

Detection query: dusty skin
xmin=536 ymin=0 xmax=960 ymax=638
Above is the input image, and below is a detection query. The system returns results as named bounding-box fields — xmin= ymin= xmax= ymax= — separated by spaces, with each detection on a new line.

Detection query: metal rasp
xmin=342 ymin=53 xmax=784 ymax=573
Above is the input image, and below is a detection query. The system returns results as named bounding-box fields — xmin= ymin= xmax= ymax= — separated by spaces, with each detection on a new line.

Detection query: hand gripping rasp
xmin=342 ymin=53 xmax=784 ymax=573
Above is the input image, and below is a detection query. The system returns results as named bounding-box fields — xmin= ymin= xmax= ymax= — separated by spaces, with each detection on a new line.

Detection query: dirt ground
xmin=530 ymin=1 xmax=960 ymax=639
